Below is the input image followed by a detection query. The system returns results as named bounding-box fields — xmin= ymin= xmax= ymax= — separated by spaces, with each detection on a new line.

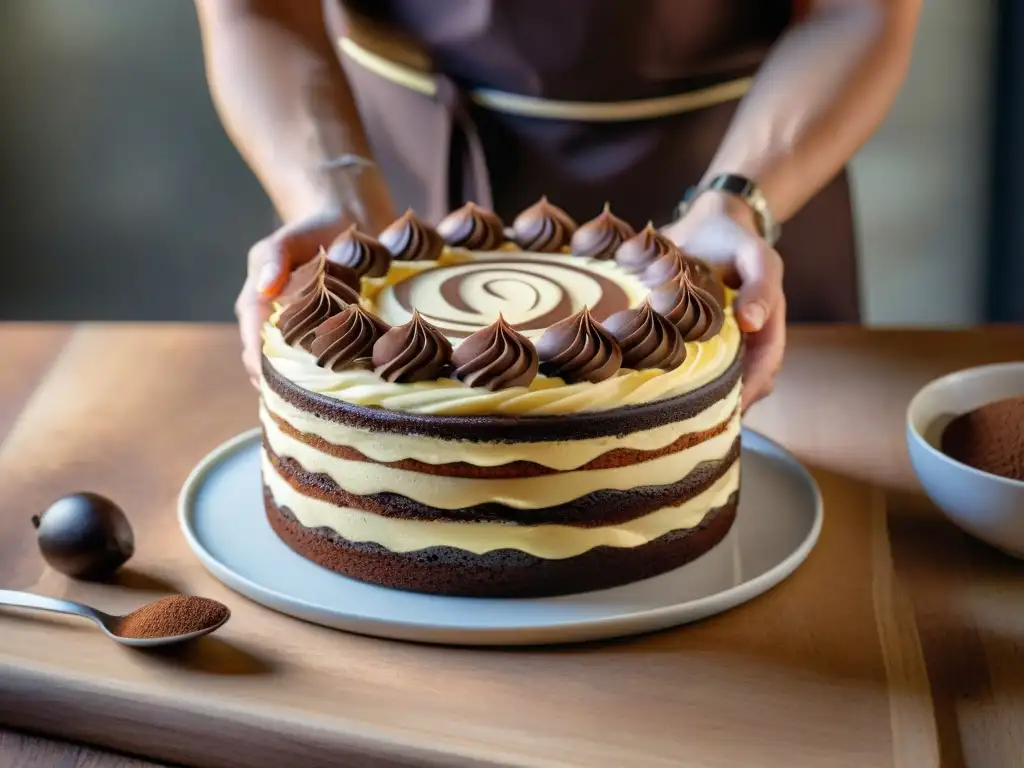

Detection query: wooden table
xmin=1 ymin=324 xmax=1022 ymax=768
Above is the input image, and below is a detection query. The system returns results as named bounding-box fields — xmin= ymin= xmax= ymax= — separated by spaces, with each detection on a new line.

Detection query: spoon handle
xmin=0 ymin=588 xmax=105 ymax=624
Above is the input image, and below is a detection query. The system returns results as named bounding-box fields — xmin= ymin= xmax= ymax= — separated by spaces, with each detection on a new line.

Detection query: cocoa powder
xmin=941 ymin=396 xmax=1024 ymax=482
xmin=113 ymin=595 xmax=230 ymax=639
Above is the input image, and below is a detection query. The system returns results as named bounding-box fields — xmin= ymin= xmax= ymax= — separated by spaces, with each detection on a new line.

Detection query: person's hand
xmin=237 ymin=211 xmax=352 ymax=389
xmin=660 ymin=191 xmax=786 ymax=412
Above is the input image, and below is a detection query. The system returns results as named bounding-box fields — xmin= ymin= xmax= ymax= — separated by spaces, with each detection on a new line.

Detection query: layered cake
xmin=260 ymin=198 xmax=743 ymax=597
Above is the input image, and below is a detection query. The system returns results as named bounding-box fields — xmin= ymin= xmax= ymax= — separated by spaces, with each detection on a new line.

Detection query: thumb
xmin=732 ymin=235 xmax=783 ymax=333
xmin=251 ymin=237 xmax=292 ymax=300
xmin=256 ymin=212 xmax=355 ymax=298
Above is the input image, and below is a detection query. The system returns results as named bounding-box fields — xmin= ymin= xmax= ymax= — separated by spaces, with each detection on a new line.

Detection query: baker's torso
xmin=335 ymin=0 xmax=792 ymax=99
xmin=327 ymin=0 xmax=861 ymax=323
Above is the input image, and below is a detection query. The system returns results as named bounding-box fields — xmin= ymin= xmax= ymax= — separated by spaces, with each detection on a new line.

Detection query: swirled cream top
xmin=263 ymin=249 xmax=740 ymax=416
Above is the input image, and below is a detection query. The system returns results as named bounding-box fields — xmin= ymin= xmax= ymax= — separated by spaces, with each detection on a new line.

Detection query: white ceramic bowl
xmin=906 ymin=362 xmax=1024 ymax=558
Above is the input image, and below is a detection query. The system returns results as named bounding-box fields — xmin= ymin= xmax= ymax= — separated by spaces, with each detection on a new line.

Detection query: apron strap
xmin=336 ymin=33 xmax=748 ymax=223
xmin=338 ymin=36 xmax=752 ymax=122
xmin=435 ymin=75 xmax=495 ymax=219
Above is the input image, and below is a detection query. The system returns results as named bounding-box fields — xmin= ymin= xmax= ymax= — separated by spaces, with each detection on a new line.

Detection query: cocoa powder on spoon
xmin=113 ymin=595 xmax=230 ymax=640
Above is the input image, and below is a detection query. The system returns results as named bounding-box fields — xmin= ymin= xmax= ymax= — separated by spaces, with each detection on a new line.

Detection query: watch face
xmin=715 ymin=174 xmax=754 ymax=197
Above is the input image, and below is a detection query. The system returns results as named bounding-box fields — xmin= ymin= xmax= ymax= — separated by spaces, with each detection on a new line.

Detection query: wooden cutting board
xmin=1 ymin=324 xmax=1022 ymax=768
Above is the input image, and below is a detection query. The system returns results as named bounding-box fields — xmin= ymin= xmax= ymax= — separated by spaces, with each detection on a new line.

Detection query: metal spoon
xmin=0 ymin=588 xmax=229 ymax=648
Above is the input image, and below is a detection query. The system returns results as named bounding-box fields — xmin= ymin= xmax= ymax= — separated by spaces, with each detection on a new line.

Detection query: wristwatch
xmin=677 ymin=173 xmax=781 ymax=246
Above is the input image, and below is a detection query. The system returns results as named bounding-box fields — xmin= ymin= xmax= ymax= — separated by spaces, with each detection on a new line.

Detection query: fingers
xmin=236 ymin=276 xmax=271 ymax=386
xmin=740 ymin=293 xmax=786 ymax=412
xmin=661 ymin=206 xmax=787 ymax=410
xmin=732 ymin=236 xmax=784 ymax=334
xmin=237 ymin=235 xmax=289 ymax=386
xmin=248 ymin=236 xmax=291 ymax=301
xmin=248 ymin=212 xmax=346 ymax=301
xmin=236 ymin=214 xmax=352 ymax=388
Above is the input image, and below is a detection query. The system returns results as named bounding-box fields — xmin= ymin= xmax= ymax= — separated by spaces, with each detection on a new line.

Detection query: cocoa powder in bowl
xmin=114 ymin=596 xmax=230 ymax=639
xmin=941 ymin=395 xmax=1024 ymax=482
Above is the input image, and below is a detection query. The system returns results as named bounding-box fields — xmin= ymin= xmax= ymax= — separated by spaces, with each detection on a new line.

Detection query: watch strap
xmin=678 ymin=173 xmax=780 ymax=245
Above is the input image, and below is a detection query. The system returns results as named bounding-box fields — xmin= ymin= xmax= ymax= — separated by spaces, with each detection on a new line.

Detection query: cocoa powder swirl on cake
xmin=326 ymin=225 xmax=392 ymax=278
xmin=436 ymin=202 xmax=505 ymax=250
xmin=571 ymin=203 xmax=637 ymax=260
xmin=511 ymin=196 xmax=577 ymax=253
xmin=281 ymin=252 xmax=361 ymax=305
xmin=536 ymin=307 xmax=622 ymax=383
xmin=378 ymin=209 xmax=444 ymax=261
xmin=278 ymin=270 xmax=350 ymax=351
xmin=387 ymin=257 xmax=631 ymax=338
xmin=602 ymin=302 xmax=687 ymax=370
xmin=450 ymin=315 xmax=539 ymax=390
xmin=648 ymin=275 xmax=725 ymax=342
xmin=372 ymin=310 xmax=453 ymax=383
xmin=614 ymin=222 xmax=677 ymax=272
xmin=310 ymin=304 xmax=391 ymax=371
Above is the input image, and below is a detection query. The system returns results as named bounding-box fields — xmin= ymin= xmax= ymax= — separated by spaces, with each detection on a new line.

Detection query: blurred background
xmin=0 ymin=0 xmax=1020 ymax=325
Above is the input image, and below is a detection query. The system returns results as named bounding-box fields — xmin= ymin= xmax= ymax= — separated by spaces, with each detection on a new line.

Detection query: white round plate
xmin=179 ymin=428 xmax=822 ymax=646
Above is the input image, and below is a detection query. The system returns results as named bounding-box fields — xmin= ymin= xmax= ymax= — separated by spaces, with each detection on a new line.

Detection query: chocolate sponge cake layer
xmin=264 ymin=404 xmax=738 ymax=478
xmin=264 ymin=438 xmax=741 ymax=527
xmin=262 ymin=348 xmax=742 ymax=442
xmin=265 ymin=488 xmax=739 ymax=598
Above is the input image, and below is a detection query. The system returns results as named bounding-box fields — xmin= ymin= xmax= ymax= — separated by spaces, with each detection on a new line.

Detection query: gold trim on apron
xmin=339 ymin=36 xmax=751 ymax=122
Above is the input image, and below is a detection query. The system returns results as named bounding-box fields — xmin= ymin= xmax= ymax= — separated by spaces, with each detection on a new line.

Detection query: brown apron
xmin=326 ymin=0 xmax=861 ymax=323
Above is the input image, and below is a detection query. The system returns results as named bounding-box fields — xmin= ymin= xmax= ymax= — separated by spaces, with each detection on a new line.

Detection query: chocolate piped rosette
xmin=260 ymin=199 xmax=743 ymax=597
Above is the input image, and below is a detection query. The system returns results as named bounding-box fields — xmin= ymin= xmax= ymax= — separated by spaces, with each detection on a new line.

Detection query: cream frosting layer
xmin=262 ymin=307 xmax=739 ymax=417
xmin=264 ymin=451 xmax=740 ymax=558
xmin=261 ymin=380 xmax=741 ymax=470
xmin=262 ymin=407 xmax=739 ymax=510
